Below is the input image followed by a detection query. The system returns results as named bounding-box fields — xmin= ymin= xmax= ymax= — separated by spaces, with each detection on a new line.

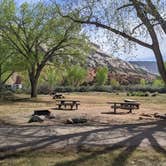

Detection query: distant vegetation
xmin=95 ymin=67 xmax=108 ymax=86
xmin=21 ymin=65 xmax=165 ymax=95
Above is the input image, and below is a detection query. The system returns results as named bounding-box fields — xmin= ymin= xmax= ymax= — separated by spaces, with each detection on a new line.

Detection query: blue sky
xmin=16 ymin=0 xmax=166 ymax=62
xmin=16 ymin=0 xmax=40 ymax=5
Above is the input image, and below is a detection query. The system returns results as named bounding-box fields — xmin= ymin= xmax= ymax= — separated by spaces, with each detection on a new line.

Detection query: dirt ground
xmin=0 ymin=92 xmax=165 ymax=162
xmin=0 ymin=92 xmax=165 ymax=125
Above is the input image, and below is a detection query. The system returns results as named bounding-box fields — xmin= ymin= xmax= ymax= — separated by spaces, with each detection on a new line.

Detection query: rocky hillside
xmin=129 ymin=61 xmax=159 ymax=75
xmin=86 ymin=44 xmax=156 ymax=84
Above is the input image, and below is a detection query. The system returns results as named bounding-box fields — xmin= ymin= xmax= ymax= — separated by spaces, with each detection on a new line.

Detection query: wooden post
xmin=114 ymin=103 xmax=116 ymax=114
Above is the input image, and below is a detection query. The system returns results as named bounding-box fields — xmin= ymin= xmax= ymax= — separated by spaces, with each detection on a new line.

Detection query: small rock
xmin=47 ymin=113 xmax=56 ymax=119
xmin=154 ymin=112 xmax=160 ymax=118
xmin=28 ymin=115 xmax=44 ymax=123
xmin=72 ymin=118 xmax=87 ymax=123
xmin=66 ymin=118 xmax=87 ymax=124
xmin=140 ymin=113 xmax=152 ymax=117
xmin=66 ymin=118 xmax=74 ymax=124
xmin=151 ymin=92 xmax=158 ymax=97
xmin=139 ymin=117 xmax=143 ymax=120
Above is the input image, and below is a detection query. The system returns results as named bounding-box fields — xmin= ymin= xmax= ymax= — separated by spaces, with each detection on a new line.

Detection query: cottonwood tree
xmin=39 ymin=64 xmax=64 ymax=90
xmin=65 ymin=65 xmax=87 ymax=87
xmin=59 ymin=0 xmax=166 ymax=84
xmin=0 ymin=0 xmax=89 ymax=97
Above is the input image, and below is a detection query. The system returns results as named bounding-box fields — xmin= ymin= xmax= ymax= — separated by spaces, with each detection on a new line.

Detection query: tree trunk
xmin=29 ymin=65 xmax=43 ymax=98
xmin=29 ymin=71 xmax=39 ymax=98
xmin=152 ymin=46 xmax=166 ymax=84
xmin=30 ymin=78 xmax=38 ymax=98
xmin=0 ymin=65 xmax=2 ymax=92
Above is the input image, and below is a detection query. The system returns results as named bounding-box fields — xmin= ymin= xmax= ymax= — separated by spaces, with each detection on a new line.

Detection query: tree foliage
xmin=0 ymin=38 xmax=26 ymax=89
xmin=0 ymin=0 xmax=90 ymax=97
xmin=39 ymin=65 xmax=64 ymax=89
xmin=152 ymin=79 xmax=164 ymax=87
xmin=65 ymin=65 xmax=87 ymax=87
xmin=95 ymin=67 xmax=108 ymax=86
xmin=140 ymin=78 xmax=146 ymax=87
xmin=110 ymin=78 xmax=120 ymax=88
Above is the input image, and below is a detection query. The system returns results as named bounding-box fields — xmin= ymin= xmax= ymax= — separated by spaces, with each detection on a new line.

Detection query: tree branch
xmin=117 ymin=3 xmax=134 ymax=11
xmin=2 ymin=71 xmax=14 ymax=84
xmin=62 ymin=15 xmax=152 ymax=49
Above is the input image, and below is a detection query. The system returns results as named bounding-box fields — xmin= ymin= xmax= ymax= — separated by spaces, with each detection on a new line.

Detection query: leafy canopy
xmin=0 ymin=0 xmax=89 ymax=71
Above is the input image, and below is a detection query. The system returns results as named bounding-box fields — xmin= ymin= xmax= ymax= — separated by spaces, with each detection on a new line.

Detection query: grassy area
xmin=0 ymin=148 xmax=166 ymax=166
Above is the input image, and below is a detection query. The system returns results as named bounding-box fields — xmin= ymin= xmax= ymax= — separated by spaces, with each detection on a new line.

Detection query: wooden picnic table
xmin=107 ymin=101 xmax=140 ymax=114
xmin=52 ymin=94 xmax=64 ymax=99
xmin=56 ymin=99 xmax=80 ymax=110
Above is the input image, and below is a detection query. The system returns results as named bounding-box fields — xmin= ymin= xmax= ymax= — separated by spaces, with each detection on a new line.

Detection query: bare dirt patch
xmin=0 ymin=92 xmax=165 ymax=125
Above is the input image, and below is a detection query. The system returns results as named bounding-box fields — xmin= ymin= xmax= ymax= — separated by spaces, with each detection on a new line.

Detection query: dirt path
xmin=0 ymin=120 xmax=166 ymax=159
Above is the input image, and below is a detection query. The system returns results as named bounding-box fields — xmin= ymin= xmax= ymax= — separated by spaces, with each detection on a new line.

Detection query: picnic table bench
xmin=107 ymin=101 xmax=140 ymax=114
xmin=56 ymin=100 xmax=80 ymax=110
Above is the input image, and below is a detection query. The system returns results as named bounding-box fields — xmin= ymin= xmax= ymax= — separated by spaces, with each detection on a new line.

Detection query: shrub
xmin=126 ymin=91 xmax=157 ymax=97
xmin=0 ymin=90 xmax=14 ymax=101
xmin=152 ymin=79 xmax=165 ymax=88
xmin=110 ymin=78 xmax=120 ymax=88
xmin=65 ymin=65 xmax=87 ymax=87
xmin=124 ymin=85 xmax=166 ymax=93
xmin=140 ymin=79 xmax=146 ymax=87
xmin=52 ymin=85 xmax=113 ymax=93
xmin=37 ymin=84 xmax=50 ymax=94
xmin=95 ymin=67 xmax=108 ymax=86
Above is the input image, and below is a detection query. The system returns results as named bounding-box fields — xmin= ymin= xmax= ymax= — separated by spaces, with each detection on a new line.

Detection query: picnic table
xmin=56 ymin=100 xmax=80 ymax=110
xmin=107 ymin=101 xmax=140 ymax=114
xmin=52 ymin=94 xmax=64 ymax=99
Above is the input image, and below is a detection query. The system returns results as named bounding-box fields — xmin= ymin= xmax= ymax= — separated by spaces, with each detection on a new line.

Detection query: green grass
xmin=0 ymin=148 xmax=166 ymax=166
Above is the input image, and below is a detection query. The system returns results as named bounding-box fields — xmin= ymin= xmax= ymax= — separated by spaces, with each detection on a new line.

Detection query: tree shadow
xmin=0 ymin=119 xmax=165 ymax=166
xmin=0 ymin=97 xmax=54 ymax=106
xmin=101 ymin=111 xmax=134 ymax=115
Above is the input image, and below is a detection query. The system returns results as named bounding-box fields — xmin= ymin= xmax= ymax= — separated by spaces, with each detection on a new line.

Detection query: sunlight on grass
xmin=0 ymin=148 xmax=165 ymax=166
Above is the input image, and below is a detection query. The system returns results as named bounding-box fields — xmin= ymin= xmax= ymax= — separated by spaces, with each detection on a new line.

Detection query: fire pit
xmin=28 ymin=110 xmax=55 ymax=123
xmin=33 ymin=110 xmax=51 ymax=116
xmin=66 ymin=118 xmax=88 ymax=124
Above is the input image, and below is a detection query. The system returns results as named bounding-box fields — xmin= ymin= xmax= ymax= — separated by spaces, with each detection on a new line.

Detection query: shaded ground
xmin=0 ymin=92 xmax=166 ymax=165
xmin=0 ymin=120 xmax=166 ymax=165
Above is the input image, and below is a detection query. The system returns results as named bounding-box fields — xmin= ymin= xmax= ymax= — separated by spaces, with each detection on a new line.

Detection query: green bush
xmin=51 ymin=85 xmax=113 ymax=93
xmin=124 ymin=85 xmax=166 ymax=93
xmin=65 ymin=65 xmax=87 ymax=87
xmin=152 ymin=79 xmax=165 ymax=88
xmin=0 ymin=90 xmax=14 ymax=101
xmin=37 ymin=84 xmax=50 ymax=94
xmin=140 ymin=79 xmax=146 ymax=87
xmin=95 ymin=67 xmax=108 ymax=86
xmin=126 ymin=91 xmax=159 ymax=97
xmin=110 ymin=78 xmax=120 ymax=88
